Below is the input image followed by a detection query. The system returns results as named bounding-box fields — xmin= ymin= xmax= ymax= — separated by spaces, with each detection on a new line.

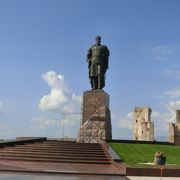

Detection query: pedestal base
xmin=77 ymin=90 xmax=112 ymax=143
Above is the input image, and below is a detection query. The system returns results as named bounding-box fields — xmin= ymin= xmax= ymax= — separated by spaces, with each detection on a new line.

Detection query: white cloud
xmin=30 ymin=115 xmax=81 ymax=138
xmin=163 ymin=68 xmax=180 ymax=79
xmin=150 ymin=100 xmax=180 ymax=136
xmin=151 ymin=45 xmax=174 ymax=56
xmin=30 ymin=116 xmax=60 ymax=130
xmin=64 ymin=114 xmax=81 ymax=127
xmin=39 ymin=71 xmax=82 ymax=115
xmin=109 ymin=113 xmax=133 ymax=139
xmin=156 ymin=88 xmax=180 ymax=121
xmin=141 ymin=43 xmax=179 ymax=62
xmin=155 ymin=87 xmax=180 ymax=100
xmin=163 ymin=88 xmax=180 ymax=99
xmin=152 ymin=99 xmax=180 ymax=132
xmin=154 ymin=56 xmax=169 ymax=62
xmin=118 ymin=112 xmax=133 ymax=129
xmin=153 ymin=85 xmax=180 ymax=136
xmin=162 ymin=100 xmax=180 ymax=122
xmin=151 ymin=110 xmax=172 ymax=133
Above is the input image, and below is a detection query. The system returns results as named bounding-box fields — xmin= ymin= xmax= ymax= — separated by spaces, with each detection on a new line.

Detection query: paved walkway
xmin=0 ymin=174 xmax=180 ymax=180
xmin=0 ymin=173 xmax=128 ymax=180
xmin=127 ymin=177 xmax=180 ymax=180
xmin=0 ymin=160 xmax=125 ymax=175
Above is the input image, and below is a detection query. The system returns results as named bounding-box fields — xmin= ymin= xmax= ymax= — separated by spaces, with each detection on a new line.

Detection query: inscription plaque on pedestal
xmin=82 ymin=90 xmax=109 ymax=124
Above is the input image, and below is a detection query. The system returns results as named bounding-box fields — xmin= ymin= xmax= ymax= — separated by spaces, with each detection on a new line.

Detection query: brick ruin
xmin=168 ymin=110 xmax=180 ymax=145
xmin=133 ymin=106 xmax=154 ymax=141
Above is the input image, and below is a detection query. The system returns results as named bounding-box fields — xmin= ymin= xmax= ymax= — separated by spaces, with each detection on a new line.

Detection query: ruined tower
xmin=133 ymin=106 xmax=154 ymax=141
xmin=168 ymin=110 xmax=180 ymax=145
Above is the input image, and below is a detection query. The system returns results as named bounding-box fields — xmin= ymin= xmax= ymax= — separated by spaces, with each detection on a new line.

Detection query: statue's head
xmin=95 ymin=36 xmax=101 ymax=45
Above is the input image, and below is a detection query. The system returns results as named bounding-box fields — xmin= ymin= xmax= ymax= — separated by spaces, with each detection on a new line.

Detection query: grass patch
xmin=109 ymin=142 xmax=180 ymax=167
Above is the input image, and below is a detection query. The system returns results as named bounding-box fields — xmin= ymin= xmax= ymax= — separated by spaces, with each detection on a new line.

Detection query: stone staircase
xmin=0 ymin=139 xmax=111 ymax=164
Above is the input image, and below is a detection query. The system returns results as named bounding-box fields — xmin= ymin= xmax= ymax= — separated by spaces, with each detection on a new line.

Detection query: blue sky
xmin=0 ymin=0 xmax=180 ymax=140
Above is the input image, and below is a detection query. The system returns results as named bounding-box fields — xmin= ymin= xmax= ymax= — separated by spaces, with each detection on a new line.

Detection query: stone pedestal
xmin=77 ymin=90 xmax=112 ymax=143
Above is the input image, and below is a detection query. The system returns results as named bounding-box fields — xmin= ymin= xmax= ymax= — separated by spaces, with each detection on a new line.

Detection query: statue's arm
xmin=87 ymin=47 xmax=92 ymax=68
xmin=87 ymin=48 xmax=92 ymax=62
xmin=104 ymin=46 xmax=109 ymax=70
xmin=105 ymin=46 xmax=110 ymax=57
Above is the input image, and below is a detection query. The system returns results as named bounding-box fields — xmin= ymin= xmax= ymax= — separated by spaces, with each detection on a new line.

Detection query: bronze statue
xmin=87 ymin=36 xmax=110 ymax=90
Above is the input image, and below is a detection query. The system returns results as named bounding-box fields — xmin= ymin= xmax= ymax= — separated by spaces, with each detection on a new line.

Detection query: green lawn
xmin=109 ymin=142 xmax=180 ymax=167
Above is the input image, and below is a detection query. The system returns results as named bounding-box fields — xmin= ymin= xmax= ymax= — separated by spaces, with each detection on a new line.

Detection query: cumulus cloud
xmin=153 ymin=85 xmax=180 ymax=136
xmin=39 ymin=71 xmax=82 ymax=115
xmin=161 ymin=100 xmax=180 ymax=122
xmin=157 ymin=82 xmax=180 ymax=121
xmin=118 ymin=112 xmax=133 ymax=129
xmin=151 ymin=100 xmax=180 ymax=136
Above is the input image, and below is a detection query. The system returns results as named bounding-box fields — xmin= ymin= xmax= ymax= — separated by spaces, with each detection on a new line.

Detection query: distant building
xmin=168 ymin=110 xmax=180 ymax=146
xmin=133 ymin=106 xmax=154 ymax=141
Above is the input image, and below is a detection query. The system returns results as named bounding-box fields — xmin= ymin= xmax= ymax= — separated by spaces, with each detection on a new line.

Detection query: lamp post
xmin=62 ymin=113 xmax=66 ymax=140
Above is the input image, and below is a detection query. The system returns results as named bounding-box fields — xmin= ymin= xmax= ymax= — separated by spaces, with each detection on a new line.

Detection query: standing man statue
xmin=87 ymin=36 xmax=110 ymax=90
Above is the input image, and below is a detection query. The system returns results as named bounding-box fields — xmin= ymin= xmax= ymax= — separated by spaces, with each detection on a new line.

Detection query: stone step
xmin=0 ymin=139 xmax=112 ymax=165
xmin=1 ymin=148 xmax=106 ymax=155
xmin=0 ymin=150 xmax=107 ymax=157
xmin=8 ymin=147 xmax=104 ymax=152
xmin=0 ymin=156 xmax=111 ymax=164
xmin=15 ymin=142 xmax=102 ymax=146
xmin=15 ymin=141 xmax=100 ymax=145
xmin=39 ymin=141 xmax=100 ymax=145
xmin=0 ymin=153 xmax=108 ymax=161
xmin=33 ymin=141 xmax=100 ymax=146
xmin=18 ymin=144 xmax=102 ymax=148
xmin=14 ymin=145 xmax=103 ymax=150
